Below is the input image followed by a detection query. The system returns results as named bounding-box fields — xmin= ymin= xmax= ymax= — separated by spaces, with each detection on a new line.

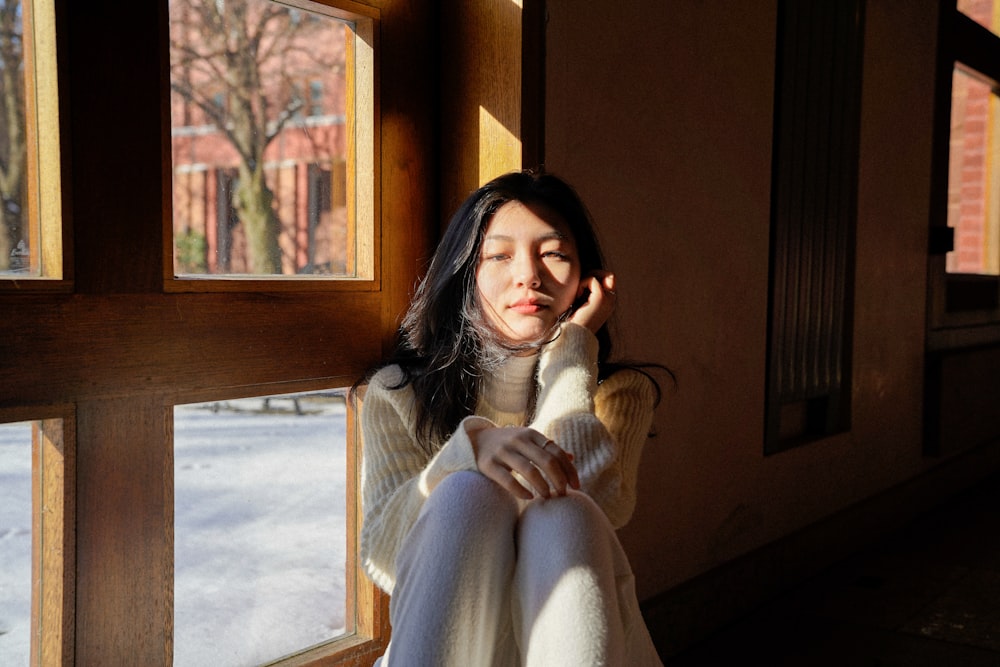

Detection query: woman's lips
xmin=510 ymin=300 xmax=547 ymax=314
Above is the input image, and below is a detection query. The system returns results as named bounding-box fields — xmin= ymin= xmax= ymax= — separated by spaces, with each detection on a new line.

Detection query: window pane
xmin=0 ymin=421 xmax=32 ymax=664
xmin=958 ymin=0 xmax=1000 ymax=39
xmin=0 ymin=2 xmax=32 ymax=276
xmin=169 ymin=0 xmax=354 ymax=277
xmin=173 ymin=391 xmax=348 ymax=666
xmin=0 ymin=0 xmax=62 ymax=281
xmin=947 ymin=67 xmax=1000 ymax=275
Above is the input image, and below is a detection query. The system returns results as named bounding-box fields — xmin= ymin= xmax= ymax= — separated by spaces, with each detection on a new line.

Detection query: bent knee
xmin=424 ymin=470 xmax=518 ymax=524
xmin=519 ymin=491 xmax=610 ymax=537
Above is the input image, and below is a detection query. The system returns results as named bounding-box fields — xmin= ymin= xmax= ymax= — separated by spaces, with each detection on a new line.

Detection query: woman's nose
xmin=513 ymin=255 xmax=542 ymax=288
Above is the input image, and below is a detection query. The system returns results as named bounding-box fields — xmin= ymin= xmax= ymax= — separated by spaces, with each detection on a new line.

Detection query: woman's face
xmin=475 ymin=201 xmax=582 ymax=346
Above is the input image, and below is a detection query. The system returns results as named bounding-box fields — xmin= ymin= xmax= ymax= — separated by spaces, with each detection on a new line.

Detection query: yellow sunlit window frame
xmin=0 ymin=0 xmax=65 ymax=288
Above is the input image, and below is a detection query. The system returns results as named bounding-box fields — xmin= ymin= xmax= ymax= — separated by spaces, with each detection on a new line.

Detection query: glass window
xmin=173 ymin=390 xmax=348 ymax=666
xmin=0 ymin=421 xmax=32 ymax=664
xmin=946 ymin=66 xmax=1000 ymax=275
xmin=169 ymin=0 xmax=372 ymax=279
xmin=0 ymin=417 xmax=70 ymax=665
xmin=958 ymin=0 xmax=1000 ymax=39
xmin=0 ymin=2 xmax=29 ymax=275
xmin=0 ymin=0 xmax=62 ymax=280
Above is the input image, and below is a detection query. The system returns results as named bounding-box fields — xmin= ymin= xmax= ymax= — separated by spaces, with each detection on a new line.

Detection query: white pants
xmin=378 ymin=471 xmax=663 ymax=667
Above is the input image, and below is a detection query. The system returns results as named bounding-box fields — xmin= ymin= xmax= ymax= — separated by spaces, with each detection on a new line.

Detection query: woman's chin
xmin=501 ymin=324 xmax=559 ymax=348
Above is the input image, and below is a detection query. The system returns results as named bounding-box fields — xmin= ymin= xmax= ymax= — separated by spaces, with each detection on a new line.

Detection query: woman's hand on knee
xmin=470 ymin=426 xmax=580 ymax=500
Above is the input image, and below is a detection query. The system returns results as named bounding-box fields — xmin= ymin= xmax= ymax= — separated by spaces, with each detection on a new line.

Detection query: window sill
xmin=927 ymin=322 xmax=1000 ymax=351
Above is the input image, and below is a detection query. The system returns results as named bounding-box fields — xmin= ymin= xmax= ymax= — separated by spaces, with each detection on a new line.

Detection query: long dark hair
xmin=362 ymin=170 xmax=664 ymax=450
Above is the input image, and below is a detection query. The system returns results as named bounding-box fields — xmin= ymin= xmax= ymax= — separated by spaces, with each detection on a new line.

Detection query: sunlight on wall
xmin=479 ymin=105 xmax=520 ymax=185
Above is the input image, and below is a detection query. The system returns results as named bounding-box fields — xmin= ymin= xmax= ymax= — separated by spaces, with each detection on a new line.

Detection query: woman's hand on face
xmin=568 ymin=271 xmax=617 ymax=333
xmin=470 ymin=426 xmax=580 ymax=500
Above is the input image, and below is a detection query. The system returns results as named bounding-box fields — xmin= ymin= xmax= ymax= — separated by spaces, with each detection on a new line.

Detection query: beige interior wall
xmin=544 ymin=0 xmax=940 ymax=600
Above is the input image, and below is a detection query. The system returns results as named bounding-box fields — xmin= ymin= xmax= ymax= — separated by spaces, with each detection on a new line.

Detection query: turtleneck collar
xmin=482 ymin=352 xmax=538 ymax=414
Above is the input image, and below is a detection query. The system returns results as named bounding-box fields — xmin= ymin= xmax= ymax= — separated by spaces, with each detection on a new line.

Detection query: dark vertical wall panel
xmin=767 ymin=0 xmax=865 ymax=453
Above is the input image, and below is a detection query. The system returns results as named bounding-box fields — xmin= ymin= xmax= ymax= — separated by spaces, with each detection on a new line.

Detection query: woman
xmin=359 ymin=170 xmax=665 ymax=666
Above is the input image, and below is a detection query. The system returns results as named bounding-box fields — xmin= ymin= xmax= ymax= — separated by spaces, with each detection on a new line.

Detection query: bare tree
xmin=0 ymin=0 xmax=25 ymax=272
xmin=169 ymin=0 xmax=342 ymax=274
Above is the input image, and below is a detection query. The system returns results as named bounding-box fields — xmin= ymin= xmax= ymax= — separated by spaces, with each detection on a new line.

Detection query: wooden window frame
xmin=166 ymin=382 xmax=390 ymax=666
xmin=1 ymin=0 xmax=441 ymax=662
xmin=0 ymin=406 xmax=76 ymax=666
xmin=927 ymin=2 xmax=1000 ymax=349
xmin=160 ymin=1 xmax=393 ymax=662
xmin=162 ymin=0 xmax=379 ymax=294
xmin=0 ymin=0 xmax=68 ymax=289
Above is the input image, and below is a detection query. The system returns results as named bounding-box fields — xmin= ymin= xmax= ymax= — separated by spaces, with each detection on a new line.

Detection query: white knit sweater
xmin=360 ymin=322 xmax=657 ymax=594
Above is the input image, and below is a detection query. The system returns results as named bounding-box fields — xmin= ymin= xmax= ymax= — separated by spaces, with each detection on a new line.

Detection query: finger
xmin=472 ymin=426 xmax=541 ymax=499
xmin=483 ymin=428 xmax=575 ymax=498
xmin=569 ymin=282 xmax=615 ymax=332
xmin=529 ymin=440 xmax=579 ymax=496
xmin=602 ymin=272 xmax=617 ymax=297
xmin=582 ymin=272 xmax=607 ymax=297
xmin=583 ymin=271 xmax=614 ymax=298
xmin=490 ymin=429 xmax=556 ymax=497
xmin=542 ymin=440 xmax=581 ymax=491
xmin=507 ymin=453 xmax=557 ymax=498
xmin=480 ymin=460 xmax=535 ymax=500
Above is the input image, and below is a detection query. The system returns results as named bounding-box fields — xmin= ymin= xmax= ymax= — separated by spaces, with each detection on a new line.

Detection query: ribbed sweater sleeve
xmin=359 ymin=366 xmax=487 ymax=594
xmin=531 ymin=323 xmax=657 ymax=528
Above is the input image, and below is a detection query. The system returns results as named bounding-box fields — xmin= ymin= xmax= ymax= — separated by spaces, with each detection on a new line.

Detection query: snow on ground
xmin=0 ymin=422 xmax=32 ymax=666
xmin=0 ymin=395 xmax=349 ymax=666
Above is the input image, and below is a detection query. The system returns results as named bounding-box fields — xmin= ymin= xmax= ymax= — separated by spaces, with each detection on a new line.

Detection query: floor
xmin=665 ymin=472 xmax=1000 ymax=666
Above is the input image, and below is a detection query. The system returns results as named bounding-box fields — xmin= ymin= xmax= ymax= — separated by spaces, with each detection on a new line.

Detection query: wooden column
xmin=439 ymin=0 xmax=546 ymax=222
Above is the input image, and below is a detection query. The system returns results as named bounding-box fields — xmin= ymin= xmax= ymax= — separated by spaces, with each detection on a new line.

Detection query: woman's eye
xmin=542 ymin=251 xmax=568 ymax=260
xmin=485 ymin=253 xmax=509 ymax=262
